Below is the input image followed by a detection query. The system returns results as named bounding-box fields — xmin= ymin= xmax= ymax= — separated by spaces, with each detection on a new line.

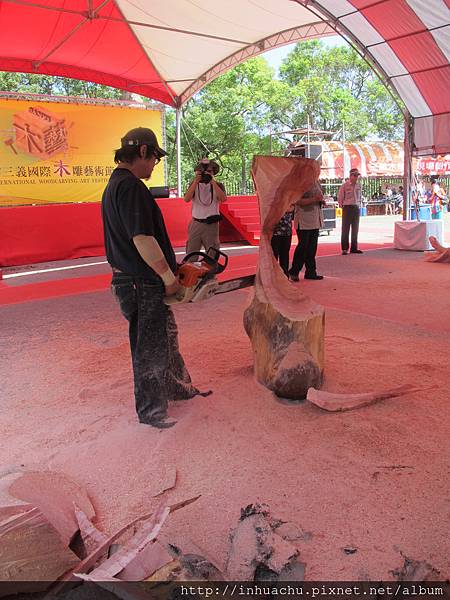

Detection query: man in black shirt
xmin=102 ymin=127 xmax=208 ymax=429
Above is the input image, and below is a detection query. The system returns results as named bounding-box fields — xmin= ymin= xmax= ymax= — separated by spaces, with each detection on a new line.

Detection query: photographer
xmin=184 ymin=159 xmax=227 ymax=256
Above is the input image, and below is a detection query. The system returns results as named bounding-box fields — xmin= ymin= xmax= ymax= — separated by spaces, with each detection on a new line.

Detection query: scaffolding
xmin=270 ymin=119 xmax=345 ymax=179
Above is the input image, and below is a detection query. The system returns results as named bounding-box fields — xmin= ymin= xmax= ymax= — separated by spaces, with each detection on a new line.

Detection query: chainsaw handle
xmin=181 ymin=248 xmax=228 ymax=274
xmin=205 ymin=247 xmax=228 ymax=272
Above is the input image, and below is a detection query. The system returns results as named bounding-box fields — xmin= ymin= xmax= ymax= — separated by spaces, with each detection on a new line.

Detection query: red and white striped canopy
xmin=306 ymin=1 xmax=450 ymax=157
xmin=0 ymin=0 xmax=448 ymax=156
xmin=320 ymin=141 xmax=450 ymax=178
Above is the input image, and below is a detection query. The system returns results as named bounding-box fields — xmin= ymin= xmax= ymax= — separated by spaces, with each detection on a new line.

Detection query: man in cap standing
xmin=102 ymin=127 xmax=209 ymax=429
xmin=184 ymin=158 xmax=226 ymax=256
xmin=338 ymin=168 xmax=363 ymax=255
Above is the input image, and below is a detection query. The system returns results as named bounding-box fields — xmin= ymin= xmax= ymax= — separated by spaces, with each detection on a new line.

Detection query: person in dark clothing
xmin=271 ymin=209 xmax=294 ymax=277
xmin=102 ymin=127 xmax=209 ymax=429
xmin=289 ymin=182 xmax=325 ymax=281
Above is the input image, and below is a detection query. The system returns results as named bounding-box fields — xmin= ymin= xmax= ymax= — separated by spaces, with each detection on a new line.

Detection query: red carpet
xmin=0 ymin=242 xmax=390 ymax=306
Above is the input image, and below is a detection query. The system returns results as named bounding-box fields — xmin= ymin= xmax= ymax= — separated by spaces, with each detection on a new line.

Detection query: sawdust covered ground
xmin=1 ymin=247 xmax=449 ymax=580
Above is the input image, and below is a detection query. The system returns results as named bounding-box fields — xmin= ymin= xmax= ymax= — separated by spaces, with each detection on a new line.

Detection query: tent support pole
xmin=307 ymin=115 xmax=310 ymax=158
xmin=176 ymin=107 xmax=182 ymax=197
xmin=403 ymin=114 xmax=414 ymax=221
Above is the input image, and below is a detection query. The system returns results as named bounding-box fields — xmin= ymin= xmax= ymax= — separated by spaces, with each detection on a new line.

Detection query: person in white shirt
xmin=338 ymin=168 xmax=363 ymax=255
xmin=184 ymin=159 xmax=227 ymax=256
xmin=430 ymin=177 xmax=445 ymax=219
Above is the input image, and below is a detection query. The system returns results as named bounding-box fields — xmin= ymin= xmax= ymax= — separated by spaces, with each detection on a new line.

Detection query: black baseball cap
xmin=121 ymin=127 xmax=167 ymax=159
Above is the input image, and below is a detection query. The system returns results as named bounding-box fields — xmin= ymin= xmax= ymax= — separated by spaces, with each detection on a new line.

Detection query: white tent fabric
xmin=0 ymin=0 xmax=449 ymax=156
xmin=118 ymin=0 xmax=330 ymax=100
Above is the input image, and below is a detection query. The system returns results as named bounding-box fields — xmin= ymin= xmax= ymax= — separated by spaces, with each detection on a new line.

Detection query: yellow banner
xmin=0 ymin=98 xmax=165 ymax=206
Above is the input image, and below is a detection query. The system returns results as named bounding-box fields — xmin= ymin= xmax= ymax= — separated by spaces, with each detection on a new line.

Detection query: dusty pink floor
xmin=1 ymin=247 xmax=449 ymax=580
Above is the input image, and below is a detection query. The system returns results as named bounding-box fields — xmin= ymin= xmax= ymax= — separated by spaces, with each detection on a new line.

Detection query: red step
xmin=228 ymin=196 xmax=258 ymax=206
xmin=227 ymin=200 xmax=257 ymax=206
xmin=237 ymin=217 xmax=259 ymax=225
xmin=220 ymin=195 xmax=261 ymax=246
xmin=228 ymin=209 xmax=259 ymax=217
xmin=226 ymin=199 xmax=259 ymax=208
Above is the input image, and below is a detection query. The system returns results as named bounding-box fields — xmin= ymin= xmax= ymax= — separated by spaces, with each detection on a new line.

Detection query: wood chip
xmin=49 ymin=494 xmax=201 ymax=594
xmin=0 ymin=507 xmax=78 ymax=590
xmin=74 ymin=503 xmax=108 ymax=555
xmin=86 ymin=503 xmax=170 ymax=579
xmin=392 ymin=556 xmax=442 ymax=581
xmin=306 ymin=384 xmax=426 ymax=412
xmin=118 ymin=541 xmax=173 ymax=581
xmin=8 ymin=470 xmax=95 ymax=545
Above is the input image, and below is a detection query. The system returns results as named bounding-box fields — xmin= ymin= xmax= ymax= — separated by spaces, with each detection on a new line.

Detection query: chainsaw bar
xmin=215 ymin=274 xmax=256 ymax=295
xmin=188 ymin=273 xmax=255 ymax=303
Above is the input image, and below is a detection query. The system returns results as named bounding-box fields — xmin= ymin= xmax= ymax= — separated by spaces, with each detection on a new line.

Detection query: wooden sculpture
xmin=243 ymin=156 xmax=325 ymax=400
xmin=426 ymin=236 xmax=450 ymax=262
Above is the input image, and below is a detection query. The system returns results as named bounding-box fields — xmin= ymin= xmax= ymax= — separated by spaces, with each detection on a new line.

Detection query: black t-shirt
xmin=101 ymin=168 xmax=176 ymax=281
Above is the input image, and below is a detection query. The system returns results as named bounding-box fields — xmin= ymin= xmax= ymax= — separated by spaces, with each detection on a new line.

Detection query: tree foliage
xmin=0 ymin=72 xmax=123 ymax=98
xmin=168 ymin=40 xmax=403 ymax=191
xmin=0 ymin=40 xmax=404 ymax=192
xmin=165 ymin=58 xmax=287 ymax=193
xmin=276 ymin=40 xmax=403 ymax=139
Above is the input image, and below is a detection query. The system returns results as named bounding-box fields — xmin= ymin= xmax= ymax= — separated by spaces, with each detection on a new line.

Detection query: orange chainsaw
xmin=164 ymin=247 xmax=255 ymax=304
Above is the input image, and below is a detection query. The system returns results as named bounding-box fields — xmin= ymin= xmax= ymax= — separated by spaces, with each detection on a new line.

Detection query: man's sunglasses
xmin=152 ymin=151 xmax=164 ymax=165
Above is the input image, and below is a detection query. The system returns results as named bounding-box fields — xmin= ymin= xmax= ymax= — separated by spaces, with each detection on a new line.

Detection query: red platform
xmin=0 ymin=198 xmax=243 ymax=268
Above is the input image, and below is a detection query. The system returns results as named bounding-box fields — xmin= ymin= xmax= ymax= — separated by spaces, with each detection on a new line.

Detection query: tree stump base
xmin=244 ymin=286 xmax=323 ymax=399
xmin=244 ymin=156 xmax=325 ymax=400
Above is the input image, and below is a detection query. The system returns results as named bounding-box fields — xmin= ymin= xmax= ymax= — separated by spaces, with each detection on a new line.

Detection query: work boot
xmin=140 ymin=414 xmax=177 ymax=429
xmin=148 ymin=417 xmax=177 ymax=429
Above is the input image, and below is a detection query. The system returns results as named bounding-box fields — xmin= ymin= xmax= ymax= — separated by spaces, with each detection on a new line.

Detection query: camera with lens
xmin=199 ymin=161 xmax=212 ymax=184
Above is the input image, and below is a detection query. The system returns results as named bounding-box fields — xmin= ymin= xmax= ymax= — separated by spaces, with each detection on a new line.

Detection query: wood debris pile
xmin=225 ymin=503 xmax=305 ymax=581
xmin=0 ymin=471 xmax=307 ymax=597
xmin=0 ymin=469 xmax=199 ymax=596
xmin=1 ymin=472 xmax=443 ymax=598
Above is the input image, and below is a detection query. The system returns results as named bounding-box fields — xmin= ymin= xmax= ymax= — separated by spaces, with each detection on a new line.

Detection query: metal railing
xmin=221 ymin=175 xmax=450 ymax=199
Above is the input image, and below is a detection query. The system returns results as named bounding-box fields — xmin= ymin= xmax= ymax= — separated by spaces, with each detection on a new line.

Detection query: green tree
xmin=1 ymin=39 xmax=404 ymax=193
xmin=0 ymin=71 xmax=123 ymax=98
xmin=277 ymin=40 xmax=403 ymax=140
xmin=166 ymin=40 xmax=404 ymax=192
xmin=166 ymin=58 xmax=288 ymax=192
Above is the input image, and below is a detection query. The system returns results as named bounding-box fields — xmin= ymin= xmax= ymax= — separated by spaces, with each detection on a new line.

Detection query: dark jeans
xmin=289 ymin=228 xmax=319 ymax=277
xmin=341 ymin=205 xmax=360 ymax=252
xmin=111 ymin=272 xmax=201 ymax=424
xmin=271 ymin=234 xmax=292 ymax=276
